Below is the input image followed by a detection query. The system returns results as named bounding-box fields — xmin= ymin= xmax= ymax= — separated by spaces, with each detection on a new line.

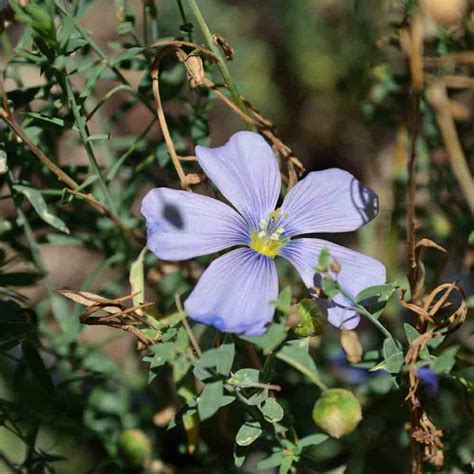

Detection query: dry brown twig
xmin=427 ymin=81 xmax=474 ymax=213
xmin=58 ymin=289 xmax=160 ymax=348
xmin=149 ymin=40 xmax=304 ymax=191
xmin=0 ymin=77 xmax=144 ymax=244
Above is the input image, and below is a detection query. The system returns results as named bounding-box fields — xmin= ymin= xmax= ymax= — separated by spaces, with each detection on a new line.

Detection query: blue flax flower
xmin=142 ymin=132 xmax=385 ymax=336
xmin=417 ymin=367 xmax=439 ymax=397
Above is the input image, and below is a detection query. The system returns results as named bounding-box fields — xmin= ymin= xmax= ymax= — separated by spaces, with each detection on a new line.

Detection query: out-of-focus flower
xmin=417 ymin=367 xmax=439 ymax=397
xmin=142 ymin=132 xmax=385 ymax=336
xmin=312 ymin=388 xmax=362 ymax=438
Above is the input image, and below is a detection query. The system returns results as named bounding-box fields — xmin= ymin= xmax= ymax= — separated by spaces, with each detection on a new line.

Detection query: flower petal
xmin=281 ymin=168 xmax=379 ymax=236
xmin=195 ymin=131 xmax=281 ymax=227
xmin=184 ymin=248 xmax=278 ymax=336
xmin=279 ymin=238 xmax=386 ymax=329
xmin=141 ymin=188 xmax=249 ymax=260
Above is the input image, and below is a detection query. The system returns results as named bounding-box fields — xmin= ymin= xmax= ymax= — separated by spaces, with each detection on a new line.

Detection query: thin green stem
xmin=176 ymin=0 xmax=193 ymax=41
xmin=184 ymin=0 xmax=249 ymax=116
xmin=338 ymin=286 xmax=396 ymax=344
xmin=276 ymin=352 xmax=328 ymax=393
xmin=60 ymin=75 xmax=116 ymax=214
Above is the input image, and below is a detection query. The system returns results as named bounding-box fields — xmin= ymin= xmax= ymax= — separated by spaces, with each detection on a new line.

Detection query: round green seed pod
xmin=294 ymin=299 xmax=324 ymax=337
xmin=118 ymin=429 xmax=152 ymax=467
xmin=312 ymin=389 xmax=362 ymax=439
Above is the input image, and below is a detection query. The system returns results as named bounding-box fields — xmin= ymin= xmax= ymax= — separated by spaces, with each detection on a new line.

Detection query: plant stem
xmin=276 ymin=352 xmax=328 ymax=393
xmin=184 ymin=0 xmax=249 ymax=116
xmin=60 ymin=75 xmax=116 ymax=214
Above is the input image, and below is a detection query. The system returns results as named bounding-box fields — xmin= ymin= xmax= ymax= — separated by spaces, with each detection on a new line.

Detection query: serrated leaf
xmin=14 ymin=185 xmax=69 ymax=234
xmin=197 ymin=380 xmax=223 ymax=421
xmin=236 ymin=420 xmax=262 ymax=446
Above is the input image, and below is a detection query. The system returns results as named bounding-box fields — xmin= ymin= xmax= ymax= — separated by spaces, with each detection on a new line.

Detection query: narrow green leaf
xmin=297 ymin=433 xmax=329 ymax=449
xmin=22 ymin=341 xmax=56 ymax=394
xmin=14 ymin=185 xmax=69 ymax=234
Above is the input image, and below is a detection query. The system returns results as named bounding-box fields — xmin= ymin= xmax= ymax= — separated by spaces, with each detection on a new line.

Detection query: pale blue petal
xmin=281 ymin=168 xmax=379 ymax=236
xmin=141 ymin=188 xmax=249 ymax=260
xmin=184 ymin=248 xmax=278 ymax=336
xmin=279 ymin=238 xmax=386 ymax=329
xmin=195 ymin=131 xmax=281 ymax=227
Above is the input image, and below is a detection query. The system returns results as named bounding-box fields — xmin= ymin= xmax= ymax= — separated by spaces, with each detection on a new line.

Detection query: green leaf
xmin=0 ymin=301 xmax=36 ymax=341
xmin=13 ymin=185 xmax=69 ymax=234
xmin=216 ymin=338 xmax=235 ymax=376
xmin=257 ymin=451 xmax=286 ymax=470
xmin=297 ymin=433 xmax=329 ymax=449
xmin=371 ymin=338 xmax=403 ymax=374
xmin=197 ymin=380 xmax=223 ymax=421
xmin=236 ymin=420 xmax=262 ymax=447
xmin=321 ymin=277 xmax=340 ymax=298
xmin=316 ymin=246 xmax=331 ymax=272
xmin=113 ymin=47 xmax=146 ymax=65
xmin=279 ymin=455 xmax=295 ymax=474
xmin=22 ymin=341 xmax=56 ymax=395
xmin=0 ymin=149 xmax=8 ymax=175
xmin=240 ymin=323 xmax=287 ymax=354
xmin=233 ymin=444 xmax=248 ymax=468
xmin=356 ymin=283 xmax=397 ymax=304
xmin=432 ymin=346 xmax=458 ymax=374
xmin=273 ymin=286 xmax=292 ymax=313
xmin=0 ymin=271 xmax=44 ymax=287
xmin=228 ymin=368 xmax=260 ymax=386
xmin=276 ymin=339 xmax=321 ymax=385
xmin=25 ymin=112 xmax=76 ymax=130
xmin=129 ymin=247 xmax=146 ymax=309
xmin=260 ymin=398 xmax=284 ymax=423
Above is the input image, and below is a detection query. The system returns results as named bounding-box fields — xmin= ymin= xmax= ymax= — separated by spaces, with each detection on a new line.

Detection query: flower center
xmin=250 ymin=209 xmax=288 ymax=258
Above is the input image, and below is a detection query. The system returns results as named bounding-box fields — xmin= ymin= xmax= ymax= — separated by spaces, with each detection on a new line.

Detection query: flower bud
xmin=420 ymin=0 xmax=467 ymax=27
xmin=312 ymin=389 xmax=362 ymax=438
xmin=118 ymin=429 xmax=152 ymax=467
xmin=294 ymin=299 xmax=324 ymax=337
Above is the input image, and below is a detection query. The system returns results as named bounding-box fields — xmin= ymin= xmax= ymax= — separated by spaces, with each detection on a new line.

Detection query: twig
xmin=0 ymin=108 xmax=79 ymax=190
xmin=428 ymin=81 xmax=474 ymax=213
xmin=184 ymin=0 xmax=250 ymax=116
xmin=150 ymin=55 xmax=202 ymax=190
xmin=175 ymin=294 xmax=203 ymax=357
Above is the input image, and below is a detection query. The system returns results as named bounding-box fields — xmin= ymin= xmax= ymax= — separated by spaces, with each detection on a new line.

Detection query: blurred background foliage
xmin=0 ymin=0 xmax=473 ymax=473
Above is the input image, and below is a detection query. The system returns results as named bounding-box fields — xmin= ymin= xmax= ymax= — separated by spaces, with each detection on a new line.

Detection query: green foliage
xmin=0 ymin=0 xmax=472 ymax=472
